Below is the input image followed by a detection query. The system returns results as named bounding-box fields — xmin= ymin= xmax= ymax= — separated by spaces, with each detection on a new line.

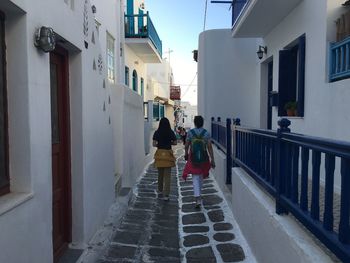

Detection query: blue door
xmin=127 ymin=0 xmax=134 ymax=35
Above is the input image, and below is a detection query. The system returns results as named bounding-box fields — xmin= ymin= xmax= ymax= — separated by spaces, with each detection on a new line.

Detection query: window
xmin=125 ymin=66 xmax=129 ymax=86
xmin=140 ymin=77 xmax=144 ymax=96
xmin=278 ymin=34 xmax=305 ymax=117
xmin=153 ymin=102 xmax=159 ymax=121
xmin=132 ymin=69 xmax=138 ymax=92
xmin=0 ymin=12 xmax=9 ymax=196
xmin=106 ymin=32 xmax=115 ymax=83
xmin=160 ymin=104 xmax=165 ymax=118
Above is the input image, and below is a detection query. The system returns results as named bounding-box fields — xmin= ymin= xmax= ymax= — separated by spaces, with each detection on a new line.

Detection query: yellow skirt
xmin=154 ymin=149 xmax=176 ymax=168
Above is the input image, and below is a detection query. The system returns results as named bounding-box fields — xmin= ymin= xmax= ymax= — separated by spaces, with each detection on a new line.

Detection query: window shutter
xmin=278 ymin=49 xmax=292 ymax=116
xmin=297 ymin=34 xmax=306 ymax=117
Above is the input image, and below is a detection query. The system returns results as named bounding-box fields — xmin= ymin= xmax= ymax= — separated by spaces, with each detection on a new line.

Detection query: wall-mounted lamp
xmin=34 ymin=26 xmax=56 ymax=52
xmin=257 ymin=45 xmax=267 ymax=60
xmin=92 ymin=5 xmax=97 ymax=13
xmin=193 ymin=50 xmax=198 ymax=62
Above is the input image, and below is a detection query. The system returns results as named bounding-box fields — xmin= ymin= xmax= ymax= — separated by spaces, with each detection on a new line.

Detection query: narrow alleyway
xmin=96 ymin=147 xmax=254 ymax=263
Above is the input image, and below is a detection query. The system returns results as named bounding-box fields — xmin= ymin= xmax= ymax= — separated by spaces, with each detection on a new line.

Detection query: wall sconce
xmin=92 ymin=5 xmax=97 ymax=13
xmin=257 ymin=45 xmax=267 ymax=60
xmin=193 ymin=50 xmax=198 ymax=62
xmin=34 ymin=26 xmax=56 ymax=52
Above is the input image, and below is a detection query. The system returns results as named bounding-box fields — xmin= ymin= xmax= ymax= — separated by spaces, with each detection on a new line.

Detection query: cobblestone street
xmin=97 ymin=148 xmax=254 ymax=263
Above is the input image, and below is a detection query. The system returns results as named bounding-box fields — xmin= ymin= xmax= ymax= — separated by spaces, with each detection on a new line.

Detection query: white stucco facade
xmin=198 ymin=1 xmax=350 ymax=262
xmin=180 ymin=101 xmax=198 ymax=129
xmin=0 ymin=0 xmax=165 ymax=262
xmin=197 ymin=29 xmax=261 ymax=131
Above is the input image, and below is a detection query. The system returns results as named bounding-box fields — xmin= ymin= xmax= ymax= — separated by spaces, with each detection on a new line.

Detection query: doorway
xmin=50 ymin=48 xmax=72 ymax=262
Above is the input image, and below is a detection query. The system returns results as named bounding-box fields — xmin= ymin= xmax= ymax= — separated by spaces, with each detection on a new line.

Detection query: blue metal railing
xmin=232 ymin=118 xmax=350 ymax=262
xmin=330 ymin=36 xmax=350 ymax=82
xmin=211 ymin=117 xmax=227 ymax=152
xmin=124 ymin=12 xmax=162 ymax=58
xmin=211 ymin=117 xmax=240 ymax=184
xmin=232 ymin=0 xmax=248 ymax=27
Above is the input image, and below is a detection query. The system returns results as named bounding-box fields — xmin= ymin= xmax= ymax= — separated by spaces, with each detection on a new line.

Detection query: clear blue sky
xmin=146 ymin=0 xmax=232 ymax=105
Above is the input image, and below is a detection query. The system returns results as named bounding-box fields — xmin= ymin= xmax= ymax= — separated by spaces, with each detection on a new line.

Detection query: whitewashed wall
xmin=260 ymin=0 xmax=350 ymax=142
xmin=0 ymin=0 xmax=116 ymax=262
xmin=197 ymin=29 xmax=261 ymax=130
xmin=125 ymin=45 xmax=147 ymax=96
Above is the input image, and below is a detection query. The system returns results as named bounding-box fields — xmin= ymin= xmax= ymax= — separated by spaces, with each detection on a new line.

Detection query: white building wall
xmin=181 ymin=101 xmax=197 ymax=129
xmin=125 ymin=45 xmax=147 ymax=96
xmin=0 ymin=0 xmax=116 ymax=262
xmin=260 ymin=0 xmax=350 ymax=142
xmin=147 ymin=59 xmax=172 ymax=99
xmin=198 ymin=29 xmax=261 ymax=130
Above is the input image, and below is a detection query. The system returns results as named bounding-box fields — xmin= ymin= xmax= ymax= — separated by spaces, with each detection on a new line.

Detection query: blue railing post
xmin=232 ymin=118 xmax=240 ymax=167
xmin=217 ymin=117 xmax=221 ymax=144
xmin=226 ymin=118 xmax=232 ymax=184
xmin=275 ymin=118 xmax=291 ymax=215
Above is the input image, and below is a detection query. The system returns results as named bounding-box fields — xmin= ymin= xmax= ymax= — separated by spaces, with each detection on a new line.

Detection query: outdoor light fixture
xmin=34 ymin=26 xmax=56 ymax=52
xmin=193 ymin=50 xmax=198 ymax=62
xmin=92 ymin=5 xmax=97 ymax=13
xmin=257 ymin=45 xmax=267 ymax=60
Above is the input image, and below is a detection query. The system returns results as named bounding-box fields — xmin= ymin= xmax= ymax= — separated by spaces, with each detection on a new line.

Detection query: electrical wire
xmin=182 ymin=72 xmax=198 ymax=98
xmin=203 ymin=0 xmax=208 ymax=31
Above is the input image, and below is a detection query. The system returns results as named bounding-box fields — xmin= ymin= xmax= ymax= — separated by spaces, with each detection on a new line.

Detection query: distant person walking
xmin=182 ymin=116 xmax=215 ymax=208
xmin=153 ymin=118 xmax=177 ymax=201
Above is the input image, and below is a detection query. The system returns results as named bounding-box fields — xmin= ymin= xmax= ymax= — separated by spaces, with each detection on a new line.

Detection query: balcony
xmin=125 ymin=12 xmax=162 ymax=63
xmin=330 ymin=37 xmax=350 ymax=82
xmin=231 ymin=0 xmax=303 ymax=37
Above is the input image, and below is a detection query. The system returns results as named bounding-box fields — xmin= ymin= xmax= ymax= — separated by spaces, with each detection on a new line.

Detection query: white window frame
xmin=106 ymin=32 xmax=115 ymax=83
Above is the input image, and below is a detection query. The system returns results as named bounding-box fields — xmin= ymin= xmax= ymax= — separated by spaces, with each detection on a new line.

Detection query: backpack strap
xmin=190 ymin=129 xmax=206 ymax=139
xmin=198 ymin=129 xmax=206 ymax=138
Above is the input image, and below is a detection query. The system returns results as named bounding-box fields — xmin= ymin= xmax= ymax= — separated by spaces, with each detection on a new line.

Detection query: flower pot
xmin=287 ymin=109 xmax=296 ymax=116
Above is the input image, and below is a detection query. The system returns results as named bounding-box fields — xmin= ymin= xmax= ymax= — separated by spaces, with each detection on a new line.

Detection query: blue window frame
xmin=125 ymin=66 xmax=129 ymax=86
xmin=132 ymin=69 xmax=138 ymax=92
xmin=140 ymin=77 xmax=144 ymax=96
xmin=278 ymin=34 xmax=305 ymax=117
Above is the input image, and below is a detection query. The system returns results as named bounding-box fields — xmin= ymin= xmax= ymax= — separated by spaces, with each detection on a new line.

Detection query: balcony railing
xmin=330 ymin=36 xmax=350 ymax=82
xmin=124 ymin=12 xmax=162 ymax=58
xmin=231 ymin=0 xmax=248 ymax=27
xmin=212 ymin=117 xmax=350 ymax=262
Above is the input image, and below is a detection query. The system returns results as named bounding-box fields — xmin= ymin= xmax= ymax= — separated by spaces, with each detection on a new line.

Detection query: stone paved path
xmin=98 ymin=164 xmax=181 ymax=263
xmin=177 ymin=150 xmax=254 ymax=263
xmin=97 ymin=148 xmax=255 ymax=263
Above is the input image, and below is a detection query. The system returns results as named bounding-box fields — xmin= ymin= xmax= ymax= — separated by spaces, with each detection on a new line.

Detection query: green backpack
xmin=190 ymin=129 xmax=208 ymax=165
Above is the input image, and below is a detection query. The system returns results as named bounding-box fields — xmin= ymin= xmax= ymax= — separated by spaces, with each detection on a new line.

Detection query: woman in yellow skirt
xmin=153 ymin=118 xmax=177 ymax=201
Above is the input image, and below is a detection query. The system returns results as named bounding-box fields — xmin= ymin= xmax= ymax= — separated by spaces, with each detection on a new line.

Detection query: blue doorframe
xmin=127 ymin=0 xmax=134 ymax=34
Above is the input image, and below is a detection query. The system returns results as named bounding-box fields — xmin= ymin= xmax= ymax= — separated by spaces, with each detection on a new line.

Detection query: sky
xmin=146 ymin=0 xmax=232 ymax=105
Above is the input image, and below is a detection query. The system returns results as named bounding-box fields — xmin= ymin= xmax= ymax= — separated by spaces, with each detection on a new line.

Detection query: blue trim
xmin=330 ymin=36 xmax=350 ymax=81
xmin=132 ymin=69 xmax=138 ymax=92
xmin=229 ymin=120 xmax=350 ymax=262
xmin=124 ymin=13 xmax=162 ymax=58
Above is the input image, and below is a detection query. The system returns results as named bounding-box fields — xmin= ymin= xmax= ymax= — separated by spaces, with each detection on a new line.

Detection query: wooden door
xmin=50 ymin=49 xmax=71 ymax=262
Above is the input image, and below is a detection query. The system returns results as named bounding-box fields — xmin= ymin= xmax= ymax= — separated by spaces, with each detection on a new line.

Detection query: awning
xmin=154 ymin=96 xmax=175 ymax=106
